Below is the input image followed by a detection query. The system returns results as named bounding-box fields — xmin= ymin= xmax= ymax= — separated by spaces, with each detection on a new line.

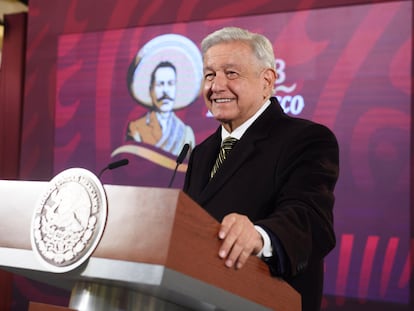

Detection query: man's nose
xmin=211 ymin=73 xmax=226 ymax=92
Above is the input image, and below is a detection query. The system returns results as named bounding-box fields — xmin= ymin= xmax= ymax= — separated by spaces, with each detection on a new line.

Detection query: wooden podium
xmin=0 ymin=180 xmax=300 ymax=311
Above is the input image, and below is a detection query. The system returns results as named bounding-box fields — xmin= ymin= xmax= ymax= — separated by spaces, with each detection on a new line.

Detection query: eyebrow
xmin=203 ymin=63 xmax=241 ymax=72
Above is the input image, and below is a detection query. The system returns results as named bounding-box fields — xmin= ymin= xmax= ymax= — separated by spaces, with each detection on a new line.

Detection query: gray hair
xmin=201 ymin=27 xmax=276 ymax=71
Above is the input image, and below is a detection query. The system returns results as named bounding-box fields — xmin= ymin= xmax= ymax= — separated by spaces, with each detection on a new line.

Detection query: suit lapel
xmin=198 ymin=101 xmax=284 ymax=205
xmin=188 ymin=128 xmax=221 ymax=198
xmin=198 ymin=138 xmax=256 ymax=204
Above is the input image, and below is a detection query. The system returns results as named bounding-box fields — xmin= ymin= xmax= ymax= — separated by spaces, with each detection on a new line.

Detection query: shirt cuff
xmin=254 ymin=225 xmax=273 ymax=258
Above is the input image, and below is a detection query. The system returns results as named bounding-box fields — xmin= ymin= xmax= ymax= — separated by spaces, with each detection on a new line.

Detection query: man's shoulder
xmin=129 ymin=115 xmax=148 ymax=127
xmin=259 ymin=104 xmax=337 ymax=144
xmin=276 ymin=116 xmax=338 ymax=147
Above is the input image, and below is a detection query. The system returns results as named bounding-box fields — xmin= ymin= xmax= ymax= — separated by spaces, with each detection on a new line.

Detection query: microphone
xmin=107 ymin=158 xmax=129 ymax=170
xmin=168 ymin=143 xmax=190 ymax=188
xmin=98 ymin=158 xmax=129 ymax=179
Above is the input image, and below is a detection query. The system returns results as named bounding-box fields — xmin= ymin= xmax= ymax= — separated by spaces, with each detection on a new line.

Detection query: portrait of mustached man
xmin=126 ymin=34 xmax=203 ymax=156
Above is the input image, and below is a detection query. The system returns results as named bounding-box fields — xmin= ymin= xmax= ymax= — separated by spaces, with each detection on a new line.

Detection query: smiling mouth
xmin=212 ymin=98 xmax=233 ymax=103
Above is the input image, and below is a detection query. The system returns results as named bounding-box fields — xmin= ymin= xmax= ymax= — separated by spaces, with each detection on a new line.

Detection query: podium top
xmin=0 ymin=179 xmax=300 ymax=311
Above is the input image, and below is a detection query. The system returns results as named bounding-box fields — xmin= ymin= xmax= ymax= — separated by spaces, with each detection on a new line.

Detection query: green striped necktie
xmin=210 ymin=137 xmax=238 ymax=178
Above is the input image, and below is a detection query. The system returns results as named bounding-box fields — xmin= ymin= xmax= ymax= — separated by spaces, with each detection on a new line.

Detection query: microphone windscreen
xmin=176 ymin=143 xmax=190 ymax=164
xmin=108 ymin=158 xmax=129 ymax=170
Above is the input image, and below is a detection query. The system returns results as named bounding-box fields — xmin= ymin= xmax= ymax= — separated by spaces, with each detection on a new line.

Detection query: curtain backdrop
xmin=0 ymin=12 xmax=26 ymax=179
xmin=0 ymin=12 xmax=27 ymax=311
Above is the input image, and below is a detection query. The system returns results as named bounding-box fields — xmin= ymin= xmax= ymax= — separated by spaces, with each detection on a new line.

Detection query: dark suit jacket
xmin=183 ymin=97 xmax=339 ymax=311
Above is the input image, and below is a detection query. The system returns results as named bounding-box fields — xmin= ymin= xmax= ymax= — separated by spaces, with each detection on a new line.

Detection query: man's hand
xmin=218 ymin=213 xmax=264 ymax=269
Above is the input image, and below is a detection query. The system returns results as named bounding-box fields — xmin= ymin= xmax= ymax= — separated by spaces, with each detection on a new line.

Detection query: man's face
xmin=150 ymin=66 xmax=176 ymax=112
xmin=202 ymin=41 xmax=275 ymax=131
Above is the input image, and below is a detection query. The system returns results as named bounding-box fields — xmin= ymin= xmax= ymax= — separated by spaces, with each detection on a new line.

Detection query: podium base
xmin=69 ymin=281 xmax=191 ymax=311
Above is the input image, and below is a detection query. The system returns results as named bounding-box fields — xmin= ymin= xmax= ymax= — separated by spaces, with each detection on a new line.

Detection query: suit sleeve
xmin=255 ymin=123 xmax=339 ymax=278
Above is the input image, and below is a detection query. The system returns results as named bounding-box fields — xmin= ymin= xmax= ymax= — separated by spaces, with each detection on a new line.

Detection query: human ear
xmin=262 ymin=68 xmax=276 ymax=94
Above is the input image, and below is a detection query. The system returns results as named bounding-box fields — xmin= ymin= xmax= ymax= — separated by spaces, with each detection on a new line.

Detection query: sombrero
xmin=128 ymin=34 xmax=203 ymax=110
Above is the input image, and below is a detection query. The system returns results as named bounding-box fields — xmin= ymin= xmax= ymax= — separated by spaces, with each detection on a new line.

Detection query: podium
xmin=0 ymin=180 xmax=300 ymax=311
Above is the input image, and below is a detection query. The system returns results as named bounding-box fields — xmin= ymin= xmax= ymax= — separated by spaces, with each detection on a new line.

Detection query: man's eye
xmin=226 ymin=71 xmax=238 ymax=79
xmin=204 ymin=73 xmax=214 ymax=81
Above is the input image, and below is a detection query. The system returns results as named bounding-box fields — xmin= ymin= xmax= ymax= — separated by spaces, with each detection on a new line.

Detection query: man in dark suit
xmin=183 ymin=27 xmax=339 ymax=311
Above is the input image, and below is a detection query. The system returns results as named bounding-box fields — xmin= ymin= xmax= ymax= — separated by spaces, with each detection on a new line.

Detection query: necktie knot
xmin=221 ymin=136 xmax=238 ymax=154
xmin=210 ymin=137 xmax=238 ymax=178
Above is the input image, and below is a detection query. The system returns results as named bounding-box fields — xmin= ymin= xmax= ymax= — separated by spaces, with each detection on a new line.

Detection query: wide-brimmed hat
xmin=128 ymin=34 xmax=203 ymax=110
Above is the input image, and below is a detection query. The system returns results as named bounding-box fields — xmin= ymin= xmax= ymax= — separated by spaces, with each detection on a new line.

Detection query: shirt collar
xmin=221 ymin=99 xmax=271 ymax=141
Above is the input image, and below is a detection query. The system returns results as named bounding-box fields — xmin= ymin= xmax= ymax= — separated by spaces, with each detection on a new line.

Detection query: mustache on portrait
xmin=157 ymin=94 xmax=174 ymax=102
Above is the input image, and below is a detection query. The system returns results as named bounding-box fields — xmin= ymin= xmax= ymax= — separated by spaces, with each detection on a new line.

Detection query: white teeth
xmin=214 ymin=98 xmax=232 ymax=103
